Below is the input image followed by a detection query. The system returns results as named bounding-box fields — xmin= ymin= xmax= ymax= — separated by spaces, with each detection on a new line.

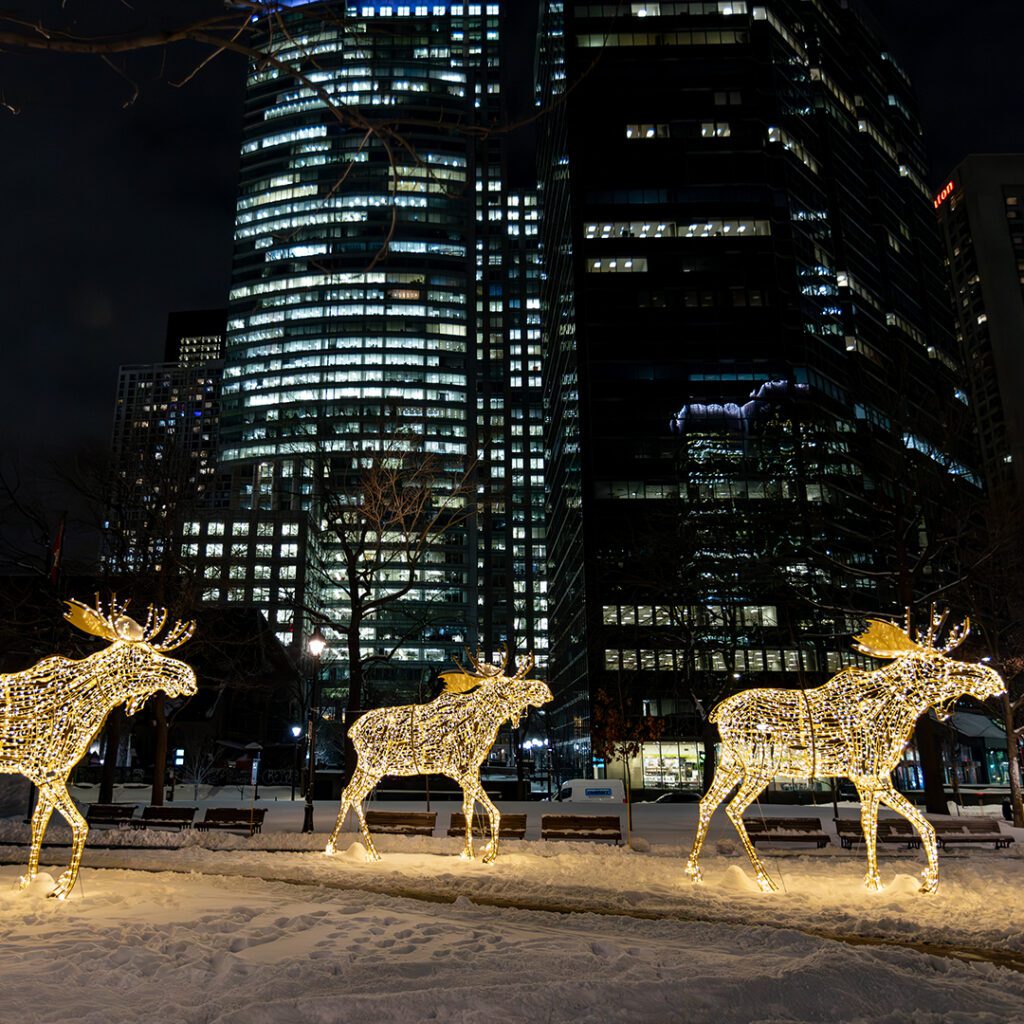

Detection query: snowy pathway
xmin=2 ymin=866 xmax=1024 ymax=1024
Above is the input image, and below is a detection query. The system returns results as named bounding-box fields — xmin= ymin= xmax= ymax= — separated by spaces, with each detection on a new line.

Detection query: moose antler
xmin=466 ymin=647 xmax=504 ymax=677
xmin=444 ymin=646 xmax=510 ymax=694
xmin=512 ymin=652 xmax=535 ymax=680
xmin=65 ymin=594 xmax=134 ymax=642
xmin=151 ymin=619 xmax=195 ymax=652
xmin=915 ymin=605 xmax=950 ymax=649
xmin=64 ymin=595 xmax=194 ymax=651
xmin=938 ymin=616 xmax=970 ymax=653
xmin=852 ymin=619 xmax=922 ymax=659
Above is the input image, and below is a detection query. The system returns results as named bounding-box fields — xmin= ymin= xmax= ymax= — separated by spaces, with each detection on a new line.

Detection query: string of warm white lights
xmin=687 ymin=610 xmax=1004 ymax=895
xmin=326 ymin=648 xmax=551 ymax=863
xmin=0 ymin=596 xmax=196 ymax=899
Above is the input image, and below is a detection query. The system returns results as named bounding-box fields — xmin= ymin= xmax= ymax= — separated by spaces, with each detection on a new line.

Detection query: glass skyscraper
xmin=211 ymin=2 xmax=546 ymax=704
xmin=537 ymin=0 xmax=979 ymax=785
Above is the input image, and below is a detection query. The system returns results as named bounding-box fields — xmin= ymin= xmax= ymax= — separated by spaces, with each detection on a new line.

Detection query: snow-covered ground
xmin=1 ymin=794 xmax=1021 ymax=1022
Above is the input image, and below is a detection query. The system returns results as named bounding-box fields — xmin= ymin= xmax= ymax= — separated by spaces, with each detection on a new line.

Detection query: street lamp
xmin=290 ymin=725 xmax=302 ymax=801
xmin=302 ymin=628 xmax=327 ymax=833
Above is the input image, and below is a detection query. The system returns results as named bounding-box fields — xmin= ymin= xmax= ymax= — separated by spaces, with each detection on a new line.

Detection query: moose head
xmin=64 ymin=595 xmax=198 ymax=715
xmin=852 ymin=609 xmax=1004 ymax=715
xmin=441 ymin=646 xmax=552 ymax=725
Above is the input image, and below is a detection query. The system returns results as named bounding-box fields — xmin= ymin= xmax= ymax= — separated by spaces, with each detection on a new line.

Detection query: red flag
xmin=48 ymin=513 xmax=66 ymax=588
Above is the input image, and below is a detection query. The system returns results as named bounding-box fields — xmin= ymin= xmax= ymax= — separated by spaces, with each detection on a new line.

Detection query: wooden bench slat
xmin=926 ymin=817 xmax=1014 ymax=849
xmin=446 ymin=813 xmax=527 ymax=839
xmin=194 ymin=808 xmax=267 ymax=835
xmin=541 ymin=814 xmax=622 ymax=844
xmin=743 ymin=817 xmax=830 ymax=847
xmin=834 ymin=818 xmax=921 ymax=849
xmin=86 ymin=804 xmax=137 ymax=827
xmin=364 ymin=811 xmax=436 ymax=835
xmin=130 ymin=806 xmax=198 ymax=830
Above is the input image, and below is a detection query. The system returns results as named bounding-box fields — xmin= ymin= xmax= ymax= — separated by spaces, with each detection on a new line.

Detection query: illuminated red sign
xmin=933 ymin=180 xmax=955 ymax=209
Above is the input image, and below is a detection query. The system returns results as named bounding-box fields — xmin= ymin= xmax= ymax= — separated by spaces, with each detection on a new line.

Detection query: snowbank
xmin=1 ymin=867 xmax=1022 ymax=1024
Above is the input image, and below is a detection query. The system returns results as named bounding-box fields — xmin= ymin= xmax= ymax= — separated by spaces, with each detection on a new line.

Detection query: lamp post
xmin=290 ymin=725 xmax=302 ymax=801
xmin=302 ymin=629 xmax=327 ymax=833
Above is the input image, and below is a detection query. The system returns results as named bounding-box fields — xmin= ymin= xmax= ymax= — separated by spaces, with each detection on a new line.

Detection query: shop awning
xmin=949 ymin=712 xmax=1005 ymax=743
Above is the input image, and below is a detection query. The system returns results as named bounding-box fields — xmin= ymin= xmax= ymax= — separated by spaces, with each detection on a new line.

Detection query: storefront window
xmin=640 ymin=740 xmax=702 ymax=789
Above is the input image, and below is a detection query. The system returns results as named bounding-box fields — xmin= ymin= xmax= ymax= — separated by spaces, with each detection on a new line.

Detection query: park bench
xmin=86 ymin=803 xmax=137 ymax=828
xmin=742 ymin=816 xmax=830 ymax=848
xmin=929 ymin=817 xmax=1014 ymax=850
xmin=541 ymin=814 xmax=622 ymax=844
xmin=834 ymin=817 xmax=921 ymax=849
xmin=364 ymin=810 xmax=437 ymax=836
xmin=447 ymin=812 xmax=527 ymax=840
xmin=130 ymin=806 xmax=197 ymax=831
xmin=193 ymin=807 xmax=266 ymax=836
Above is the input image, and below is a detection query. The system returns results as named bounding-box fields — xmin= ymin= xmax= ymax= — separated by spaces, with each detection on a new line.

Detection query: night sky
xmin=1 ymin=0 xmax=1021 ymax=557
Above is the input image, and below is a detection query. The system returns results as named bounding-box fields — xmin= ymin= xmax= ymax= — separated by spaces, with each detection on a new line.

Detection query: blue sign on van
xmin=584 ymin=787 xmax=613 ymax=798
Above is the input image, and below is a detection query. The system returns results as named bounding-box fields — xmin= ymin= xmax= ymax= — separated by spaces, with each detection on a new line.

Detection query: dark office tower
xmin=476 ymin=188 xmax=549 ymax=663
xmin=935 ymin=155 xmax=1024 ymax=509
xmin=107 ymin=317 xmax=222 ymax=573
xmin=165 ymin=309 xmax=227 ymax=366
xmin=537 ymin=1 xmax=977 ymax=786
xmin=218 ymin=2 xmax=547 ymax=691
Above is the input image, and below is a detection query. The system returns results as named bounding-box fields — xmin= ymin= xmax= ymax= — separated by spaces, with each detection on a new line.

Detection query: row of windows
xmin=578 ymin=3 xmax=746 ymax=15
xmin=586 ymin=257 xmax=648 ymax=273
xmin=593 ymin=480 xmax=824 ymax=500
xmin=604 ymin=648 xmax=819 ymax=672
xmin=183 ymin=520 xmax=301 ymax=538
xmin=578 ymin=29 xmax=748 ymax=46
xmin=585 ymin=220 xmax=676 ymax=238
xmin=602 ymin=604 xmax=777 ymax=627
xmin=767 ymin=126 xmax=819 ymax=175
xmin=196 ymin=543 xmax=300 ymax=560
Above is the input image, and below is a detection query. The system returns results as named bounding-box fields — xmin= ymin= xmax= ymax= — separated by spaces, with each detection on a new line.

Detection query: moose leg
xmin=350 ymin=770 xmax=383 ymax=862
xmin=853 ymin=779 xmax=883 ymax=892
xmin=471 ymin=782 xmax=501 ymax=863
xmin=326 ymin=767 xmax=377 ymax=858
xmin=325 ymin=780 xmax=355 ymax=854
xmin=458 ymin=781 xmax=477 ymax=860
xmin=46 ymin=782 xmax=88 ymax=900
xmin=686 ymin=761 xmax=742 ymax=883
xmin=877 ymin=784 xmax=940 ymax=894
xmin=725 ymin=771 xmax=776 ymax=892
xmin=20 ymin=784 xmax=54 ymax=889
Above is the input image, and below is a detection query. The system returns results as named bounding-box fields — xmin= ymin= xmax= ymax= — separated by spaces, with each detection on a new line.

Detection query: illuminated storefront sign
xmin=933 ymin=180 xmax=955 ymax=209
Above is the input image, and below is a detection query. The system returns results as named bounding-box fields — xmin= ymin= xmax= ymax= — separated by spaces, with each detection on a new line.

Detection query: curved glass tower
xmin=217 ymin=3 xmax=547 ymax=702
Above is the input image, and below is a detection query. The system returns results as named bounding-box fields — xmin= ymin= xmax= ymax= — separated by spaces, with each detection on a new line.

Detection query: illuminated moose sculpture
xmin=0 ymin=597 xmax=197 ymax=898
xmin=326 ymin=649 xmax=551 ymax=863
xmin=687 ymin=612 xmax=1004 ymax=895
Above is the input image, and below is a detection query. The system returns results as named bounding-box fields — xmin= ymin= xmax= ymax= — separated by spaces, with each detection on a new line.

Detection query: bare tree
xmin=309 ymin=434 xmax=475 ymax=777
xmin=590 ymin=683 xmax=665 ymax=838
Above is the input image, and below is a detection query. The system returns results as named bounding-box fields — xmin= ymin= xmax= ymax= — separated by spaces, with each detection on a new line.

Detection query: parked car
xmin=553 ymin=779 xmax=625 ymax=802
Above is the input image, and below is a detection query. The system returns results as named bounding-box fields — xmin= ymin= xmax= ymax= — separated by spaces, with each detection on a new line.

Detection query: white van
xmin=554 ymin=778 xmax=625 ymax=803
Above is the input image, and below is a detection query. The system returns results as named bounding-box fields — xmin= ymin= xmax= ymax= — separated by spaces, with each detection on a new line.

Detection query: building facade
xmin=215 ymin=1 xmax=547 ymax=704
xmin=935 ymin=155 xmax=1024 ymax=509
xmin=106 ymin=311 xmax=224 ymax=573
xmin=537 ymin=0 xmax=979 ymax=785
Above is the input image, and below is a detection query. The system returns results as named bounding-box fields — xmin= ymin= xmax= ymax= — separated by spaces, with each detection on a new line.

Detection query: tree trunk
xmin=622 ymin=754 xmax=633 ymax=838
xmin=945 ymin=723 xmax=963 ymax=813
xmin=915 ymin=715 xmax=948 ymax=815
xmin=98 ymin=707 xmax=123 ymax=804
xmin=344 ymin=626 xmax=363 ymax=783
xmin=150 ymin=692 xmax=167 ymax=807
xmin=1001 ymin=693 xmax=1024 ymax=828
xmin=701 ymin=719 xmax=718 ymax=794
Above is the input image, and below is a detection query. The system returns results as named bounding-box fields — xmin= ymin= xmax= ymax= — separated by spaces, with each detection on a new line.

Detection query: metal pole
xmin=291 ymin=739 xmax=299 ymax=801
xmin=302 ymin=661 xmax=319 ymax=833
